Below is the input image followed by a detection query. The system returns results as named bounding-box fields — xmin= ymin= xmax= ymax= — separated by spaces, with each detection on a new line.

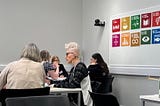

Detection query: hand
xmin=53 ymin=62 xmax=59 ymax=68
xmin=59 ymin=75 xmax=65 ymax=78
xmin=45 ymin=79 xmax=50 ymax=85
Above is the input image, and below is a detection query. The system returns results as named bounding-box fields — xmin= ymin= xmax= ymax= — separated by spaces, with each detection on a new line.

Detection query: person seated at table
xmin=40 ymin=50 xmax=59 ymax=82
xmin=0 ymin=43 xmax=46 ymax=89
xmin=53 ymin=42 xmax=92 ymax=106
xmin=88 ymin=52 xmax=110 ymax=92
xmin=51 ymin=55 xmax=68 ymax=78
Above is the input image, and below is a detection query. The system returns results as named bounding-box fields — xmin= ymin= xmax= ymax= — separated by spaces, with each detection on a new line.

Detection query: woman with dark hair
xmin=88 ymin=53 xmax=109 ymax=79
xmin=88 ymin=53 xmax=110 ymax=92
xmin=40 ymin=50 xmax=58 ymax=81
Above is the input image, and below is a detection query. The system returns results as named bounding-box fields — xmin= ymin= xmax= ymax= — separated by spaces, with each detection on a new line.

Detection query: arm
xmin=52 ymin=62 xmax=60 ymax=78
xmin=59 ymin=64 xmax=68 ymax=77
xmin=48 ymin=70 xmax=59 ymax=80
xmin=0 ymin=63 xmax=12 ymax=89
xmin=54 ymin=62 xmax=88 ymax=88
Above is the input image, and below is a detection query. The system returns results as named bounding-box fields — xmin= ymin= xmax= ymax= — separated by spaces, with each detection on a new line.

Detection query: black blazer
xmin=58 ymin=64 xmax=68 ymax=77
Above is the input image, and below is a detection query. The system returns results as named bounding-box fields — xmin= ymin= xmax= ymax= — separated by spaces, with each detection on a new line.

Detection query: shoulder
xmin=59 ymin=64 xmax=64 ymax=67
xmin=76 ymin=62 xmax=87 ymax=68
xmin=73 ymin=62 xmax=88 ymax=78
xmin=43 ymin=62 xmax=55 ymax=71
xmin=2 ymin=60 xmax=18 ymax=71
xmin=8 ymin=60 xmax=18 ymax=66
xmin=75 ymin=62 xmax=88 ymax=75
xmin=19 ymin=58 xmax=41 ymax=65
xmin=88 ymin=64 xmax=101 ymax=69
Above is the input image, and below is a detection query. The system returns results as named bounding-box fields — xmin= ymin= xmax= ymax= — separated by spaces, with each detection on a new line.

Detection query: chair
xmin=99 ymin=76 xmax=114 ymax=93
xmin=92 ymin=75 xmax=114 ymax=93
xmin=0 ymin=87 xmax=50 ymax=106
xmin=5 ymin=95 xmax=70 ymax=106
xmin=0 ymin=102 xmax=2 ymax=106
xmin=89 ymin=91 xmax=119 ymax=106
xmin=91 ymin=81 xmax=102 ymax=92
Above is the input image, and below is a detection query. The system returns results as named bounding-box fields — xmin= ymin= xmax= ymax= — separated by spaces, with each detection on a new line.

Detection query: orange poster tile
xmin=121 ymin=32 xmax=130 ymax=46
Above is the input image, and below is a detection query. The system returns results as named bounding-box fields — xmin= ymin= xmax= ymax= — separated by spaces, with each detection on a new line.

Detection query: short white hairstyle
xmin=65 ymin=42 xmax=80 ymax=57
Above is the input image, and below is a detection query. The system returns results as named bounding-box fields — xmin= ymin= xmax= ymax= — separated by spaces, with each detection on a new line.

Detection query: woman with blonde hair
xmin=53 ymin=42 xmax=92 ymax=106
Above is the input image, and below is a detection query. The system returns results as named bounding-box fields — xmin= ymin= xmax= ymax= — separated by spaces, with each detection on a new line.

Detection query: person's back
xmin=88 ymin=53 xmax=109 ymax=93
xmin=88 ymin=64 xmax=106 ymax=81
xmin=6 ymin=58 xmax=45 ymax=89
xmin=40 ymin=50 xmax=58 ymax=80
xmin=0 ymin=43 xmax=46 ymax=90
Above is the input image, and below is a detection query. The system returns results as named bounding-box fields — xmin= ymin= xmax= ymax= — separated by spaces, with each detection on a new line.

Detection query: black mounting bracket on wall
xmin=94 ymin=19 xmax=105 ymax=27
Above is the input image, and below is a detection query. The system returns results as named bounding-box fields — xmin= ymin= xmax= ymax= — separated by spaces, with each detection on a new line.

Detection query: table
xmin=140 ymin=94 xmax=160 ymax=106
xmin=50 ymin=87 xmax=82 ymax=106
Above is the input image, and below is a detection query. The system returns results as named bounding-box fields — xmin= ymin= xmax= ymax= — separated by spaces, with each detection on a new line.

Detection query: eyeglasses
xmin=66 ymin=52 xmax=74 ymax=56
xmin=54 ymin=59 xmax=59 ymax=61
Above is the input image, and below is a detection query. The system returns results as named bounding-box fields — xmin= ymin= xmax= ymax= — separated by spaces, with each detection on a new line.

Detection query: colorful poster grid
xmin=111 ymin=10 xmax=160 ymax=47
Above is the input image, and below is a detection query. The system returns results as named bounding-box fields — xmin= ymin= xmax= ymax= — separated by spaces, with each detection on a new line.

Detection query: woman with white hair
xmin=53 ymin=42 xmax=92 ymax=106
xmin=0 ymin=43 xmax=46 ymax=89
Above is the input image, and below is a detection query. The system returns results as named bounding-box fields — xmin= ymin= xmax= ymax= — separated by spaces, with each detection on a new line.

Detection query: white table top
xmin=50 ymin=87 xmax=82 ymax=106
xmin=47 ymin=77 xmax=66 ymax=81
xmin=50 ymin=87 xmax=82 ymax=93
xmin=140 ymin=94 xmax=160 ymax=102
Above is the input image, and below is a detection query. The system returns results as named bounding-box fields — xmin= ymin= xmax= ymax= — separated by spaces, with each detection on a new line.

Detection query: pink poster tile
xmin=112 ymin=34 xmax=120 ymax=47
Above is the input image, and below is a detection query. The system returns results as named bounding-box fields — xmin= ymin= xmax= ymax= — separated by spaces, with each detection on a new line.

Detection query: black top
xmin=54 ymin=62 xmax=88 ymax=88
xmin=43 ymin=61 xmax=55 ymax=75
xmin=88 ymin=64 xmax=108 ymax=81
xmin=88 ymin=64 xmax=111 ymax=93
xmin=58 ymin=64 xmax=68 ymax=77
xmin=53 ymin=62 xmax=88 ymax=105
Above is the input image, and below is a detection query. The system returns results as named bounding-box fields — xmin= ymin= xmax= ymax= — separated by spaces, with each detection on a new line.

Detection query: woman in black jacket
xmin=88 ymin=53 xmax=110 ymax=93
xmin=53 ymin=42 xmax=92 ymax=106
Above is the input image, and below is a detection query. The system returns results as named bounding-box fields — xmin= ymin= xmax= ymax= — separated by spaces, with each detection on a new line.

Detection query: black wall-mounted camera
xmin=94 ymin=19 xmax=105 ymax=27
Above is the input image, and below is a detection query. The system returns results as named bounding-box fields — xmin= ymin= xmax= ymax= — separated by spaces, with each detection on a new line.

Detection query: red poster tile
xmin=141 ymin=13 xmax=151 ymax=28
xmin=152 ymin=11 xmax=160 ymax=27
xmin=112 ymin=19 xmax=120 ymax=32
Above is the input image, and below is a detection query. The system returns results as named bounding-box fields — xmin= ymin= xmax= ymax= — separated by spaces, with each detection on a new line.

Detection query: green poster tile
xmin=131 ymin=15 xmax=140 ymax=30
xmin=141 ymin=30 xmax=151 ymax=44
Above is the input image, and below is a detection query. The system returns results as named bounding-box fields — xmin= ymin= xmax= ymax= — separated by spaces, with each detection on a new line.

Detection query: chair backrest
xmin=91 ymin=81 xmax=102 ymax=92
xmin=96 ymin=76 xmax=114 ymax=93
xmin=5 ymin=95 xmax=70 ymax=106
xmin=0 ymin=87 xmax=50 ymax=106
xmin=0 ymin=102 xmax=2 ymax=106
xmin=89 ymin=91 xmax=119 ymax=106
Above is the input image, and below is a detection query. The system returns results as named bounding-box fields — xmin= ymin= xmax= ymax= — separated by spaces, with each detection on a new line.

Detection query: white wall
xmin=0 ymin=0 xmax=82 ymax=67
xmin=82 ymin=0 xmax=160 ymax=106
xmin=1 ymin=1 xmax=160 ymax=106
xmin=82 ymin=0 xmax=160 ymax=65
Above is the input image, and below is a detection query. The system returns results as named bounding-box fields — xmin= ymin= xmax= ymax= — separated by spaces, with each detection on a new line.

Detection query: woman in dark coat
xmin=88 ymin=53 xmax=110 ymax=93
xmin=53 ymin=42 xmax=92 ymax=106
